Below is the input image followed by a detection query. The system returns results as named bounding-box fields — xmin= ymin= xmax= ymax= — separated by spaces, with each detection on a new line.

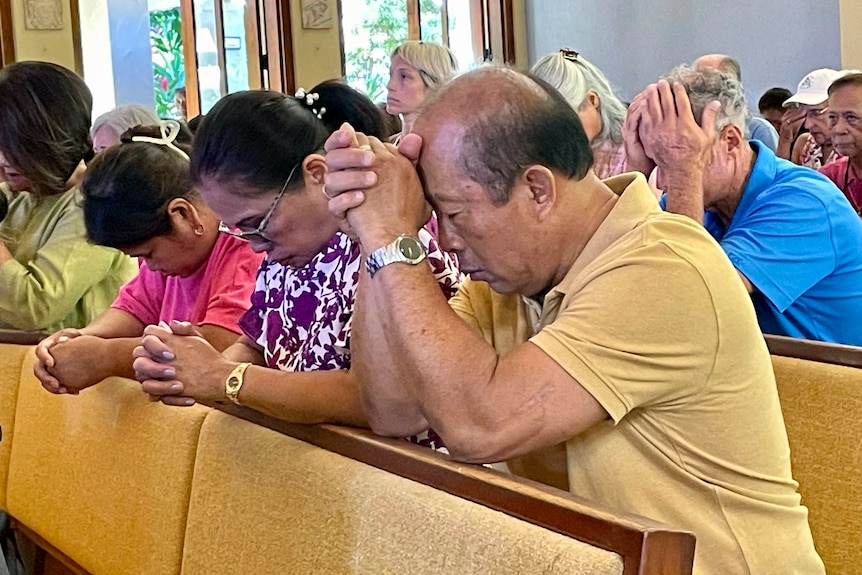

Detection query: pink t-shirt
xmin=112 ymin=233 xmax=263 ymax=333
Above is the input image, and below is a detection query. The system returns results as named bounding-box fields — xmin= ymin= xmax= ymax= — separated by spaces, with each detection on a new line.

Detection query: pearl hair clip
xmin=295 ymin=88 xmax=326 ymax=119
xmin=131 ymin=119 xmax=189 ymax=161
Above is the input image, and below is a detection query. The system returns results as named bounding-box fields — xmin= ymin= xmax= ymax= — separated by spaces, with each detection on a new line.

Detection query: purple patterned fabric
xmin=239 ymin=226 xmax=462 ymax=372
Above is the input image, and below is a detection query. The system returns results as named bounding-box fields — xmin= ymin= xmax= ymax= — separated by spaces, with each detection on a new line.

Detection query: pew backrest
xmin=767 ymin=336 xmax=862 ymax=575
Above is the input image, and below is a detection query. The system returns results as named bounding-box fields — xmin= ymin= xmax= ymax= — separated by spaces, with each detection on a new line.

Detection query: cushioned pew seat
xmin=5 ymin=352 xmax=210 ymax=575
xmin=772 ymin=354 xmax=862 ymax=575
xmin=0 ymin=343 xmax=30 ymax=509
xmin=180 ymin=410 xmax=624 ymax=575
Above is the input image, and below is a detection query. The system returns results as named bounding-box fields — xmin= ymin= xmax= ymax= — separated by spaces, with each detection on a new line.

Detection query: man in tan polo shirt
xmin=322 ymin=67 xmax=824 ymax=575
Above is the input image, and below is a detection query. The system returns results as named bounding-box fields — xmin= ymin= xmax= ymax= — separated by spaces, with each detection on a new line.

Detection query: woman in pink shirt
xmin=34 ymin=123 xmax=263 ymax=394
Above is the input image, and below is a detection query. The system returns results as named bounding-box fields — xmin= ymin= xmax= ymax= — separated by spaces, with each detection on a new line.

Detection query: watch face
xmin=397 ymin=236 xmax=425 ymax=261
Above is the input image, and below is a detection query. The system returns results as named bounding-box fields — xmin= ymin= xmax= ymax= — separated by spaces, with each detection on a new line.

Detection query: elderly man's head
xmin=411 ymin=67 xmax=595 ymax=295
xmin=665 ymin=64 xmax=748 ymax=136
xmin=828 ymin=73 xmax=862 ymax=161
xmin=694 ymin=54 xmax=742 ymax=82
xmin=659 ymin=65 xmax=751 ymax=203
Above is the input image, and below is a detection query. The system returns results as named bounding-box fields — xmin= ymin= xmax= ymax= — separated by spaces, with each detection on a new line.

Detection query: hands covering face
xmin=623 ymin=79 xmax=721 ymax=177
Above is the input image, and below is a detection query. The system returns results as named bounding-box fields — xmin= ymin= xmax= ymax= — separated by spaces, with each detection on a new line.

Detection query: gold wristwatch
xmin=225 ymin=362 xmax=252 ymax=405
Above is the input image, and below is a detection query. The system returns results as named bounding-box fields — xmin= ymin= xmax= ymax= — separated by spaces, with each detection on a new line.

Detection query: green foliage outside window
xmin=343 ymin=0 xmax=409 ymax=103
xmin=150 ymin=8 xmax=185 ymax=118
xmin=342 ymin=0 xmax=445 ymax=104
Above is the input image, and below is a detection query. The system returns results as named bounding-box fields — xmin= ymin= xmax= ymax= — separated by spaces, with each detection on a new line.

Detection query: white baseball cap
xmin=783 ymin=68 xmax=844 ymax=107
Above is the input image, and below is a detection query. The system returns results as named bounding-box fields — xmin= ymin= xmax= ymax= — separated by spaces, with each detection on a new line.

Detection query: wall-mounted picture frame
xmin=301 ymin=0 xmax=332 ymax=30
xmin=24 ymin=0 xmax=63 ymax=30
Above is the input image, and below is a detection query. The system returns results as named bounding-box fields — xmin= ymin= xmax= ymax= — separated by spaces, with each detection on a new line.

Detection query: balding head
xmin=413 ymin=67 xmax=593 ymax=204
xmin=694 ymin=53 xmax=742 ymax=81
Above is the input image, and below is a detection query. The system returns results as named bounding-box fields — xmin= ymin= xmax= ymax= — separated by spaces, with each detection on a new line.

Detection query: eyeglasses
xmin=803 ymin=106 xmax=829 ymax=119
xmin=560 ymin=48 xmax=579 ymax=62
xmin=218 ymin=162 xmax=300 ymax=244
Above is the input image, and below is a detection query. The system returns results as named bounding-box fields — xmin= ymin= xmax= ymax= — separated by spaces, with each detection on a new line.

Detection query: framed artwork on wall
xmin=301 ymin=0 xmax=331 ymax=30
xmin=24 ymin=0 xmax=64 ymax=30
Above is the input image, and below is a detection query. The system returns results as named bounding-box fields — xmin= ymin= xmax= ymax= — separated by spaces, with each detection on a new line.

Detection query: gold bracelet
xmin=225 ymin=362 xmax=252 ymax=405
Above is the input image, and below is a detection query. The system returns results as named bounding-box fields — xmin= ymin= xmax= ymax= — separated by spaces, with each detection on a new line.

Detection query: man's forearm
xmin=354 ymin=259 xmax=498 ymax=441
xmin=352 ymin=270 xmax=429 ymax=436
xmin=662 ymin=168 xmax=706 ymax=224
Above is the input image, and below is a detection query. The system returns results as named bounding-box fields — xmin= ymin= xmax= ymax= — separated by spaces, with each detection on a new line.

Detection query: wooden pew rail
xmin=0 ymin=342 xmax=696 ymax=575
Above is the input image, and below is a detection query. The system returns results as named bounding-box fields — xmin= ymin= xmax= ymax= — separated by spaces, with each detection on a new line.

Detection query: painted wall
xmin=106 ymin=0 xmax=156 ymax=109
xmin=525 ymin=0 xmax=842 ymax=108
xmin=79 ymin=0 xmax=117 ymax=116
xmin=839 ymin=0 xmax=862 ymax=70
xmin=11 ymin=0 xmax=77 ymax=70
xmin=289 ymin=0 xmax=342 ymax=91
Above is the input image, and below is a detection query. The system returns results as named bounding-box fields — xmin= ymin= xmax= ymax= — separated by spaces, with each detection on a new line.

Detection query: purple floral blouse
xmin=239 ymin=226 xmax=462 ymax=373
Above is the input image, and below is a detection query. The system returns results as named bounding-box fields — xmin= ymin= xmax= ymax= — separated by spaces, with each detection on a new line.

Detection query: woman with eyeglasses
xmin=34 ymin=123 xmax=263 ymax=394
xmin=132 ymin=80 xmax=461 ymax=432
xmin=531 ymin=49 xmax=629 ymax=179
xmin=0 ymin=61 xmax=137 ymax=333
xmin=387 ymin=41 xmax=459 ymax=141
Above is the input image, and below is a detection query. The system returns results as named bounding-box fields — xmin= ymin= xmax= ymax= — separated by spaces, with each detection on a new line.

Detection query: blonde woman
xmin=386 ymin=40 xmax=458 ymax=139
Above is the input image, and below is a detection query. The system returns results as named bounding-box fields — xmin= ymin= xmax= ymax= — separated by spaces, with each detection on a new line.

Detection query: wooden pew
xmin=765 ymin=334 xmax=862 ymax=575
xmin=187 ymin=405 xmax=695 ymax=575
xmin=0 ymin=329 xmax=46 ymax=346
xmin=0 ymin=343 xmax=695 ymax=575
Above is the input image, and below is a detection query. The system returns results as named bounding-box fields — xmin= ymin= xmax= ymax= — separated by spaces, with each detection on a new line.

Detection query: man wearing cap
xmin=626 ymin=64 xmax=862 ymax=346
xmin=820 ymin=73 xmax=862 ymax=215
xmin=783 ymin=68 xmax=846 ymax=168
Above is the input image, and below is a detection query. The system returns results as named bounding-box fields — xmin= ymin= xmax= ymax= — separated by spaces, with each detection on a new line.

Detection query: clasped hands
xmin=131 ymin=321 xmax=232 ymax=406
xmin=622 ymin=79 xmax=721 ymax=184
xmin=323 ymin=124 xmax=432 ymax=248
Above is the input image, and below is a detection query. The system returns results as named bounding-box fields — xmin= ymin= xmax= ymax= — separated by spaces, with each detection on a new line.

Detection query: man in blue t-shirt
xmin=625 ymin=64 xmax=862 ymax=346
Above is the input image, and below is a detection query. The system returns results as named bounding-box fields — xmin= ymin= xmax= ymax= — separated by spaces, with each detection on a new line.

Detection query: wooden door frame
xmin=0 ymin=0 xmax=14 ymax=67
xmin=179 ymin=0 xmax=201 ymax=118
xmin=261 ymin=0 xmax=295 ymax=93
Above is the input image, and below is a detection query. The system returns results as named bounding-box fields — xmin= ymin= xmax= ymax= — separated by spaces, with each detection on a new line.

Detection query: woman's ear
xmin=303 ymin=154 xmax=327 ymax=188
xmin=166 ymin=197 xmax=204 ymax=235
xmin=585 ymin=89 xmax=600 ymax=110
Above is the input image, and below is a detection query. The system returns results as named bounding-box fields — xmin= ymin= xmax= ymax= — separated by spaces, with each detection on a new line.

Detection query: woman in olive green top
xmin=0 ymin=62 xmax=136 ymax=332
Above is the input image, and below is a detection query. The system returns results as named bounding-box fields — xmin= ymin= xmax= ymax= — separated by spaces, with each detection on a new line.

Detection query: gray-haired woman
xmin=531 ymin=49 xmax=628 ymax=179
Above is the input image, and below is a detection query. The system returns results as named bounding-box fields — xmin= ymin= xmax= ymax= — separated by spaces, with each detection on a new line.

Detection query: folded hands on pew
xmin=35 ymin=329 xmax=112 ymax=394
xmin=132 ymin=320 xmax=232 ymax=407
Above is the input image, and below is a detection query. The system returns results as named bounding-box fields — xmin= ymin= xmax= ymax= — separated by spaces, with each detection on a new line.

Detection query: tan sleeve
xmin=448 ymin=280 xmax=482 ymax=332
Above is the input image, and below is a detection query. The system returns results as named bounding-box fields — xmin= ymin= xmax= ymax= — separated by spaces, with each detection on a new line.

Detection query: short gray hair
xmin=664 ymin=64 xmax=749 ymax=137
xmin=530 ymin=50 xmax=627 ymax=147
xmin=391 ymin=41 xmax=459 ymax=92
xmin=92 ymin=104 xmax=160 ymax=138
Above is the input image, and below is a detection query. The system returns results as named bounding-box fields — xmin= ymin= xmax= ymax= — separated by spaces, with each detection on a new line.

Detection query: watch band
xmin=365 ymin=234 xmax=427 ymax=277
xmin=225 ymin=362 xmax=252 ymax=405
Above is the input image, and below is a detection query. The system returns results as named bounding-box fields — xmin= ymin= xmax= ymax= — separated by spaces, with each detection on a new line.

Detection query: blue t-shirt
xmin=747 ymin=116 xmax=779 ymax=153
xmin=705 ymin=141 xmax=862 ymax=345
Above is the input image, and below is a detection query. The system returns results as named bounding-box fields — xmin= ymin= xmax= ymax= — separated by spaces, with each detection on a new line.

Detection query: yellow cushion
xmin=180 ymin=411 xmax=623 ymax=575
xmin=0 ymin=344 xmax=30 ymax=509
xmin=773 ymin=355 xmax=862 ymax=575
xmin=6 ymin=363 xmax=209 ymax=575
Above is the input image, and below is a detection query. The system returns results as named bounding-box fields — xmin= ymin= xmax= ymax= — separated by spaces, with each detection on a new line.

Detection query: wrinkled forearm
xmin=662 ymin=168 xmax=706 ymax=224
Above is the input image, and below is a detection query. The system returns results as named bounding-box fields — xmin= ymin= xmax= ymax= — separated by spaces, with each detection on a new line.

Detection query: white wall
xmin=79 ymin=0 xmax=117 ymax=117
xmin=525 ymin=0 xmax=842 ymax=108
